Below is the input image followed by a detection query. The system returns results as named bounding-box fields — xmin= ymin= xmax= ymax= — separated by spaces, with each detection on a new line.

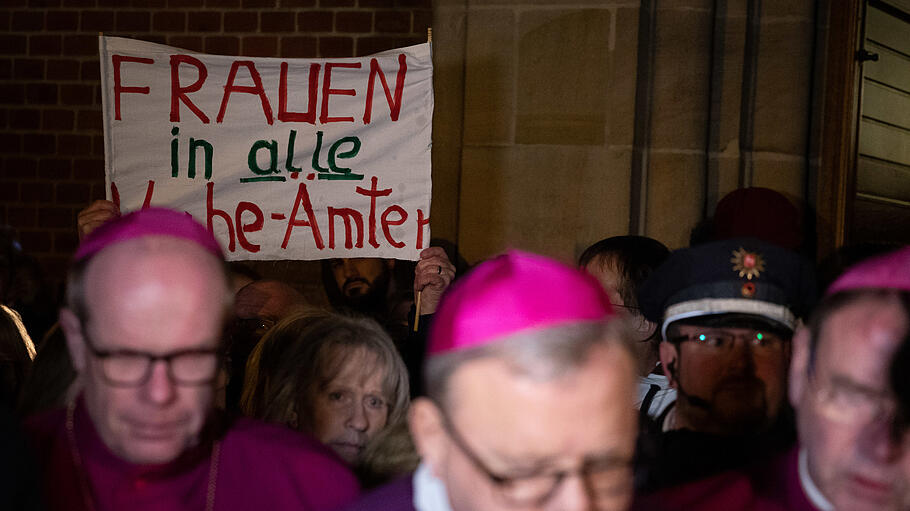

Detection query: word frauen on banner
xmin=99 ymin=36 xmax=433 ymax=261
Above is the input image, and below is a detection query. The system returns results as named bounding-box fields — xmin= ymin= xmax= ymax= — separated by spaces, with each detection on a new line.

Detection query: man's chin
xmin=710 ymin=391 xmax=768 ymax=432
xmin=341 ymin=291 xmax=384 ymax=313
xmin=343 ymin=287 xmax=370 ymax=299
xmin=834 ymin=474 xmax=904 ymax=511
xmin=117 ymin=424 xmax=194 ymax=465
xmin=715 ymin=380 xmax=764 ymax=403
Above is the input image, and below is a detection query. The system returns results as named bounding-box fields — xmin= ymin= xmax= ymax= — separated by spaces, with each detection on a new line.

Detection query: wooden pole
xmin=413 ymin=26 xmax=432 ymax=333
xmin=413 ymin=290 xmax=422 ymax=332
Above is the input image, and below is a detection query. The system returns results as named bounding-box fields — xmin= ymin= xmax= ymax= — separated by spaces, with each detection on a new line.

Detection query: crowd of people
xmin=1 ymin=191 xmax=909 ymax=511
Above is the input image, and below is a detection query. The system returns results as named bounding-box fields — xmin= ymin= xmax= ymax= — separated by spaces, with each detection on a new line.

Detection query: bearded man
xmin=635 ymin=238 xmax=816 ymax=491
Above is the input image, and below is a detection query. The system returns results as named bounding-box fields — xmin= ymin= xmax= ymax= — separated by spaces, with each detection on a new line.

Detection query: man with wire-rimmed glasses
xmin=345 ymin=250 xmax=638 ymax=511
xmin=25 ymin=208 xmax=359 ymax=511
xmin=633 ymin=238 xmax=816 ymax=492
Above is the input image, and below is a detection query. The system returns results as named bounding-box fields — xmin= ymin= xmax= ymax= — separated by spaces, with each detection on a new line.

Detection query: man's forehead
xmin=675 ymin=323 xmax=765 ymax=334
xmin=353 ymin=258 xmax=388 ymax=272
xmin=86 ymin=236 xmax=224 ymax=276
xmin=586 ymin=252 xmax=620 ymax=272
xmin=817 ymin=295 xmax=908 ymax=380
xmin=82 ymin=238 xmax=227 ymax=332
xmin=585 ymin=257 xmax=623 ymax=283
xmin=443 ymin=348 xmax=635 ymax=467
xmin=446 ymin=344 xmax=633 ymax=416
xmin=333 ymin=257 xmax=385 ymax=267
xmin=234 ymin=280 xmax=304 ymax=319
xmin=671 ymin=313 xmax=791 ymax=334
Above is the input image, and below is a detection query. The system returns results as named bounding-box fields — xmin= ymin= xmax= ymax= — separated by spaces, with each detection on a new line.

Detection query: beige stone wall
xmin=647 ymin=1 xmax=712 ymax=249
xmin=750 ymin=0 xmax=817 ymax=202
xmin=432 ymin=0 xmax=820 ymax=264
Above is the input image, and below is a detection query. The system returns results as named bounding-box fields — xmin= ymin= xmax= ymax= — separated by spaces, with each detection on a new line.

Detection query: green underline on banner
xmin=317 ymin=174 xmax=365 ymax=180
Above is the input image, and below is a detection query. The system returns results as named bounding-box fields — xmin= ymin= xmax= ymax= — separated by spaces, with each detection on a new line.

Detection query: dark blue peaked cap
xmin=637 ymin=238 xmax=817 ymax=338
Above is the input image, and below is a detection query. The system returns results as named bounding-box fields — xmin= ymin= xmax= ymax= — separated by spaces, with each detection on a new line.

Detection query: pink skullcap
xmin=74 ymin=207 xmax=223 ymax=263
xmin=428 ymin=250 xmax=614 ymax=356
xmin=827 ymin=246 xmax=910 ymax=295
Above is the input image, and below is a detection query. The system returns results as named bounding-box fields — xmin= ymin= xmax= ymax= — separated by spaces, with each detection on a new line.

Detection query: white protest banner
xmin=99 ymin=36 xmax=433 ymax=261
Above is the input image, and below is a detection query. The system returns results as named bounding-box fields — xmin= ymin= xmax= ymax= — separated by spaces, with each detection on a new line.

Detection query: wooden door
xmin=852 ymin=0 xmax=910 ymax=243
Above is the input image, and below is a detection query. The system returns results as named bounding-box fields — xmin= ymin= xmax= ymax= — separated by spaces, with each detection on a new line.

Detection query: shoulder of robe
xmin=224 ymin=417 xmax=342 ymax=460
xmin=221 ymin=417 xmax=360 ymax=494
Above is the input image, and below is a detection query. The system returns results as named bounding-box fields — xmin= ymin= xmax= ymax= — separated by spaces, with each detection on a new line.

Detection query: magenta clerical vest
xmin=26 ymin=398 xmax=360 ymax=511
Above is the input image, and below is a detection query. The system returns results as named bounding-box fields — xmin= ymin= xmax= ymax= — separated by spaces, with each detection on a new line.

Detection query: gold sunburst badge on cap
xmin=731 ymin=247 xmax=765 ymax=280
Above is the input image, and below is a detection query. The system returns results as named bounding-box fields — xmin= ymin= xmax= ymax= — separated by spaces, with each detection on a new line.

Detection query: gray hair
xmin=425 ymin=318 xmax=634 ymax=411
xmin=242 ymin=310 xmax=409 ymax=430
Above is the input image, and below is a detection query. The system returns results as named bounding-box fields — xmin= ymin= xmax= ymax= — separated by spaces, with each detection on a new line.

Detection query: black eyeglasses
xmin=669 ymin=329 xmax=787 ymax=359
xmin=808 ymin=371 xmax=898 ymax=427
xmin=82 ymin=330 xmax=220 ymax=387
xmin=436 ymin=405 xmax=633 ymax=506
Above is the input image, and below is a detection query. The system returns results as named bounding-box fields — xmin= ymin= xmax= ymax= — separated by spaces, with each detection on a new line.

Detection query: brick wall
xmin=0 ymin=0 xmax=432 ymax=297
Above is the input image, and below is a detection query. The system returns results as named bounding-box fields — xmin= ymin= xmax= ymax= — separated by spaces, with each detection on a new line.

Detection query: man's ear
xmin=59 ymin=308 xmax=87 ymax=373
xmin=789 ymin=325 xmax=811 ymax=408
xmin=409 ymin=397 xmax=447 ymax=476
xmin=659 ymin=341 xmax=679 ymax=388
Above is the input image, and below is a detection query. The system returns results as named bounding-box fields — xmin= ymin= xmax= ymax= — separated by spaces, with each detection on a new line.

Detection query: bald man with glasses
xmin=26 ymin=208 xmax=358 ymax=511
xmin=345 ymin=250 xmax=638 ymax=511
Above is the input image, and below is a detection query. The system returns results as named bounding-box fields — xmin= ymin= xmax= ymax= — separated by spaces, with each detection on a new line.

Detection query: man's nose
xmin=142 ymin=359 xmax=177 ymax=405
xmin=343 ymin=260 xmax=360 ymax=278
xmin=726 ymin=336 xmax=757 ymax=370
xmin=861 ymin=411 xmax=904 ymax=463
xmin=547 ymin=473 xmax=595 ymax=511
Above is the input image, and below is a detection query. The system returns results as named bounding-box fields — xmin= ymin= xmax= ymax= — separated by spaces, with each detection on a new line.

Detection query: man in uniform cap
xmin=635 ymin=238 xmax=816 ymax=490
xmin=26 ymin=208 xmax=359 ymax=511
xmin=346 ymin=250 xmax=638 ymax=511
xmin=634 ymin=245 xmax=910 ymax=511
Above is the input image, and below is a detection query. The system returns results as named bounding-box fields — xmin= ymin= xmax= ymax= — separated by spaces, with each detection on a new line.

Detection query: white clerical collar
xmin=413 ymin=462 xmax=453 ymax=511
xmin=798 ymin=447 xmax=834 ymax=511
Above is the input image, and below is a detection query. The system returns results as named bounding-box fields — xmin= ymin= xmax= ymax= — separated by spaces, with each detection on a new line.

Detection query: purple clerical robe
xmin=631 ymin=447 xmax=818 ymax=511
xmin=344 ymin=475 xmax=416 ymax=511
xmin=26 ymin=398 xmax=360 ymax=511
